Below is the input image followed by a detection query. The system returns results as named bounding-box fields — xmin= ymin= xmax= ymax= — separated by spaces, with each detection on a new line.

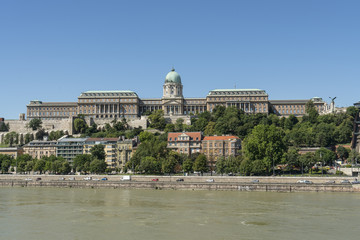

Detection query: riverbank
xmin=1 ymin=175 xmax=360 ymax=192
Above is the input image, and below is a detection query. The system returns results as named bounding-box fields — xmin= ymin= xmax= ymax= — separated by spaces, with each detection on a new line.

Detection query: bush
xmin=336 ymin=170 xmax=344 ymax=175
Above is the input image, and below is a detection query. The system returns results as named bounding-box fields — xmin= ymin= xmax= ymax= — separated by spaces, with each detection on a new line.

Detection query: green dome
xmin=165 ymin=68 xmax=181 ymax=83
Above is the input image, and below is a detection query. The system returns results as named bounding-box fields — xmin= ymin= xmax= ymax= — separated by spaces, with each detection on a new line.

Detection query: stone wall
xmin=0 ymin=175 xmax=359 ymax=192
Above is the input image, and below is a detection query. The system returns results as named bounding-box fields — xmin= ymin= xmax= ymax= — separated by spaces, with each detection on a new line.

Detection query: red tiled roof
xmin=168 ymin=132 xmax=202 ymax=141
xmin=203 ymin=136 xmax=239 ymax=141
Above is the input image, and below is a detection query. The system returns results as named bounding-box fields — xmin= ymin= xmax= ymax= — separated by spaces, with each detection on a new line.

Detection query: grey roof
xmin=79 ymin=90 xmax=138 ymax=98
xmin=270 ymin=100 xmax=309 ymax=104
xmin=208 ymin=89 xmax=267 ymax=96
xmin=58 ymin=138 xmax=88 ymax=142
xmin=27 ymin=102 xmax=77 ymax=106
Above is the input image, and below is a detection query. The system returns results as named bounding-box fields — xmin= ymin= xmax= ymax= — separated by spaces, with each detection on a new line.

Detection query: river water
xmin=1 ymin=188 xmax=360 ymax=240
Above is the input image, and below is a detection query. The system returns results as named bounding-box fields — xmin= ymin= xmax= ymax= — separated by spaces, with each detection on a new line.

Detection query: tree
xmin=315 ymin=148 xmax=337 ymax=166
xmin=0 ymin=154 xmax=12 ymax=173
xmin=49 ymin=130 xmax=65 ymax=141
xmin=193 ymin=154 xmax=208 ymax=174
xmin=283 ymin=148 xmax=301 ymax=173
xmin=90 ymin=144 xmax=106 ymax=160
xmin=27 ymin=118 xmax=42 ymax=131
xmin=89 ymin=159 xmax=107 ymax=174
xmin=204 ymin=121 xmax=216 ymax=136
xmin=162 ymin=151 xmax=180 ymax=174
xmin=74 ymin=118 xmax=88 ymax=134
xmin=174 ymin=118 xmax=184 ymax=132
xmin=243 ymin=124 xmax=287 ymax=174
xmin=139 ymin=156 xmax=161 ymax=174
xmin=73 ymin=154 xmax=92 ymax=173
xmin=346 ymin=106 xmax=359 ymax=119
xmin=35 ymin=129 xmax=47 ymax=140
xmin=4 ymin=132 xmax=18 ymax=147
xmin=304 ymin=100 xmax=318 ymax=123
xmin=182 ymin=158 xmax=194 ymax=174
xmin=148 ymin=110 xmax=166 ymax=130
xmin=337 ymin=146 xmax=350 ymax=161
xmin=300 ymin=152 xmax=316 ymax=174
xmin=0 ymin=122 xmax=9 ymax=132
xmin=34 ymin=159 xmax=46 ymax=174
xmin=348 ymin=150 xmax=360 ymax=164
xmin=216 ymin=156 xmax=226 ymax=175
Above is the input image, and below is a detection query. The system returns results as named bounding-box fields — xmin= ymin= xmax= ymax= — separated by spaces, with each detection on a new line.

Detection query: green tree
xmin=243 ymin=124 xmax=287 ymax=174
xmin=139 ymin=156 xmax=161 ymax=174
xmin=216 ymin=156 xmax=226 ymax=175
xmin=35 ymin=129 xmax=47 ymax=140
xmin=162 ymin=151 xmax=179 ymax=174
xmin=49 ymin=130 xmax=65 ymax=141
xmin=346 ymin=106 xmax=359 ymax=119
xmin=348 ymin=150 xmax=360 ymax=164
xmin=315 ymin=148 xmax=337 ymax=166
xmin=174 ymin=118 xmax=184 ymax=132
xmin=182 ymin=157 xmax=194 ymax=174
xmin=74 ymin=118 xmax=88 ymax=134
xmin=73 ymin=154 xmax=92 ymax=173
xmin=148 ymin=110 xmax=166 ymax=130
xmin=283 ymin=148 xmax=301 ymax=173
xmin=336 ymin=146 xmax=350 ymax=161
xmin=204 ymin=121 xmax=216 ymax=136
xmin=90 ymin=144 xmax=106 ymax=160
xmin=304 ymin=100 xmax=319 ymax=123
xmin=300 ymin=152 xmax=316 ymax=174
xmin=0 ymin=154 xmax=12 ymax=173
xmin=4 ymin=132 xmax=19 ymax=147
xmin=34 ymin=159 xmax=46 ymax=174
xmin=193 ymin=154 xmax=208 ymax=174
xmin=27 ymin=118 xmax=42 ymax=131
xmin=89 ymin=159 xmax=107 ymax=174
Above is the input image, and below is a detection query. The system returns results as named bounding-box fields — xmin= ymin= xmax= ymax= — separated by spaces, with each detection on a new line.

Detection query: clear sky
xmin=1 ymin=0 xmax=359 ymax=119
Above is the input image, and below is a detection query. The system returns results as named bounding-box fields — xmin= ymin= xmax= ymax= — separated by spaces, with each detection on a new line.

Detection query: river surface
xmin=1 ymin=188 xmax=360 ymax=240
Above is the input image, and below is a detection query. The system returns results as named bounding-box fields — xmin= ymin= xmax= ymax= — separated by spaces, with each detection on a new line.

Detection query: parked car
xmin=58 ymin=177 xmax=65 ymax=181
xmin=351 ymin=180 xmax=360 ymax=184
xmin=340 ymin=180 xmax=350 ymax=184
xmin=24 ymin=178 xmax=32 ymax=181
xmin=206 ymin=179 xmax=215 ymax=183
xmin=176 ymin=178 xmax=184 ymax=182
xmin=152 ymin=178 xmax=159 ymax=181
xmin=325 ymin=180 xmax=335 ymax=184
xmin=83 ymin=177 xmax=92 ymax=181
xmin=297 ymin=180 xmax=313 ymax=184
xmin=92 ymin=178 xmax=100 ymax=181
xmin=35 ymin=178 xmax=42 ymax=181
xmin=68 ymin=177 xmax=75 ymax=181
xmin=251 ymin=179 xmax=259 ymax=183
xmin=101 ymin=177 xmax=108 ymax=181
xmin=121 ymin=175 xmax=131 ymax=181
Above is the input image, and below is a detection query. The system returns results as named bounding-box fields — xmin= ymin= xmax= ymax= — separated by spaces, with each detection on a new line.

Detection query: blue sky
xmin=1 ymin=0 xmax=359 ymax=119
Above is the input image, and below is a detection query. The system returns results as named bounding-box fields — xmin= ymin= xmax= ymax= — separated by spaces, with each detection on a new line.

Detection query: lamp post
xmin=320 ymin=152 xmax=323 ymax=177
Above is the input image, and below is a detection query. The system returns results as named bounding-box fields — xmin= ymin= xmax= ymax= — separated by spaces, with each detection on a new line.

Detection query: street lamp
xmin=320 ymin=152 xmax=323 ymax=177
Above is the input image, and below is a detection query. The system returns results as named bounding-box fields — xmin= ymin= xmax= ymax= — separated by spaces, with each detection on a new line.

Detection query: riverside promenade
xmin=1 ymin=175 xmax=360 ymax=192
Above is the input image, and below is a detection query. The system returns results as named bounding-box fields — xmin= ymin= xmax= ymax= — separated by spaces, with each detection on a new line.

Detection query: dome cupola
xmin=165 ymin=68 xmax=181 ymax=83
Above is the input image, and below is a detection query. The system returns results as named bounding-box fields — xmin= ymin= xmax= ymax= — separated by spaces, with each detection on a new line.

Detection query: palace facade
xmin=26 ymin=69 xmax=328 ymax=120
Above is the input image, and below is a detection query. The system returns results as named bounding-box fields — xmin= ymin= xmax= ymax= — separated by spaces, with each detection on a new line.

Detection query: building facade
xmin=22 ymin=140 xmax=57 ymax=159
xmin=26 ymin=69 xmax=328 ymax=120
xmin=117 ymin=137 xmax=139 ymax=169
xmin=0 ymin=147 xmax=23 ymax=159
xmin=167 ymin=132 xmax=202 ymax=155
xmin=201 ymin=136 xmax=241 ymax=168
xmin=56 ymin=137 xmax=88 ymax=164
xmin=83 ymin=138 xmax=118 ymax=168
